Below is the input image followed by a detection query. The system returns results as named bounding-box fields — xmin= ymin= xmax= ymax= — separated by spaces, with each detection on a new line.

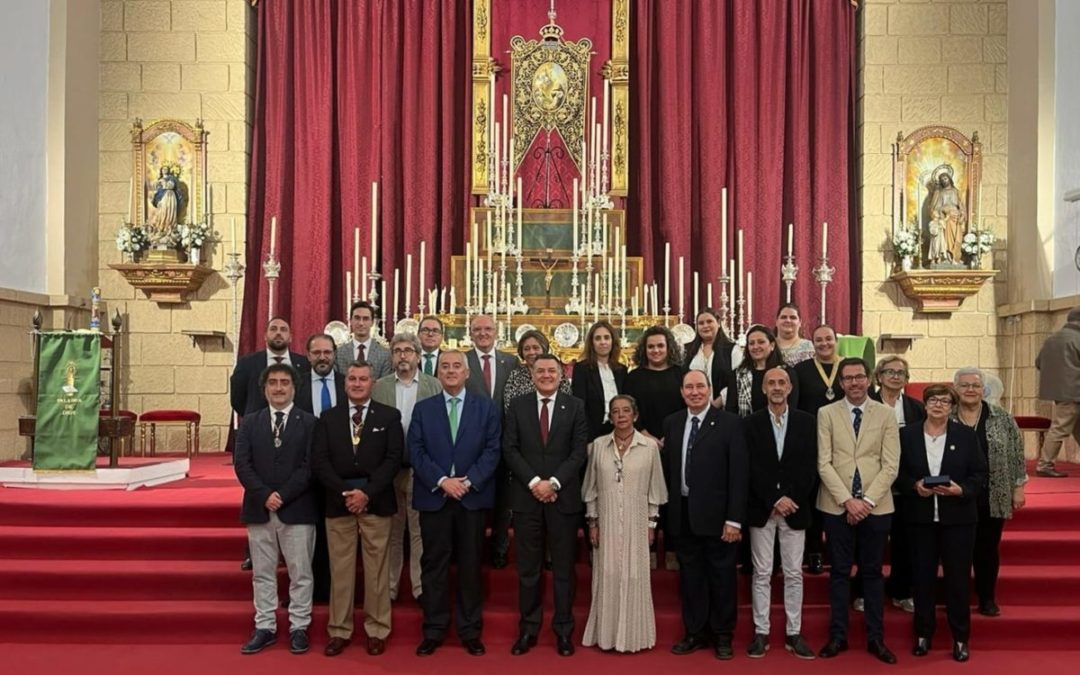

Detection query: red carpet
xmin=2 ymin=455 xmax=1080 ymax=672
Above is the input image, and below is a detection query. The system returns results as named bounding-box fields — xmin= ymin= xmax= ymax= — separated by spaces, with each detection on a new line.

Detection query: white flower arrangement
xmin=179 ymin=222 xmax=214 ymax=251
xmin=115 ymin=224 xmax=149 ymax=255
xmin=892 ymin=227 xmax=918 ymax=258
xmin=961 ymin=230 xmax=995 ymax=256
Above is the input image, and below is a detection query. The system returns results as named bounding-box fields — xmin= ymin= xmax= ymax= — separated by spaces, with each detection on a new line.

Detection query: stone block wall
xmin=97 ymin=0 xmax=254 ymax=453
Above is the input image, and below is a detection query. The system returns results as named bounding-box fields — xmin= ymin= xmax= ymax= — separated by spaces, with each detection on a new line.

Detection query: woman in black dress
xmin=683 ymin=308 xmax=735 ymax=407
xmin=623 ymin=325 xmax=685 ymax=442
xmin=572 ymin=320 xmax=628 ymax=442
xmin=794 ymin=324 xmax=844 ymax=415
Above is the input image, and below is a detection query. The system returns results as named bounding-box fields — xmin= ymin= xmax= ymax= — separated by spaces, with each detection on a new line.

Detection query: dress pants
xmin=326 ymin=512 xmax=393 ymax=640
xmin=247 ymin=513 xmax=315 ymax=632
xmin=676 ymin=497 xmax=738 ymax=641
xmin=514 ymin=505 xmax=579 ymax=638
xmin=1038 ymin=400 xmax=1080 ymax=471
xmin=389 ymin=468 xmax=423 ymax=600
xmin=750 ymin=515 xmax=805 ymax=636
xmin=973 ymin=495 xmax=1006 ymax=606
xmin=822 ymin=512 xmax=891 ymax=643
xmin=491 ymin=461 xmax=513 ymax=558
xmin=418 ymin=500 xmax=486 ymax=641
xmin=885 ymin=496 xmax=913 ymax=601
xmin=909 ymin=522 xmax=975 ymax=642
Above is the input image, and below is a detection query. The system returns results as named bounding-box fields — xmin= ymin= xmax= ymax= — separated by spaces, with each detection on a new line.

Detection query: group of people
xmin=229 ymin=300 xmax=1031 ymax=663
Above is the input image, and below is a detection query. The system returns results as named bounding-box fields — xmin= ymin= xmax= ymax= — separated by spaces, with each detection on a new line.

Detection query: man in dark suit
xmin=231 ymin=317 xmax=310 ymax=416
xmin=312 ymin=361 xmax=403 ymax=658
xmin=816 ymin=358 xmax=900 ymax=664
xmin=234 ymin=362 xmax=318 ymax=656
xmin=417 ymin=315 xmax=444 ymax=377
xmin=334 ymin=301 xmax=391 ymax=378
xmin=293 ymin=333 xmax=345 ymax=605
xmin=743 ymin=366 xmax=818 ymax=659
xmin=503 ymin=354 xmax=589 ymax=657
xmin=663 ymin=369 xmax=748 ymax=660
xmin=409 ymin=350 xmax=502 ymax=657
xmin=464 ymin=314 xmax=518 ymax=568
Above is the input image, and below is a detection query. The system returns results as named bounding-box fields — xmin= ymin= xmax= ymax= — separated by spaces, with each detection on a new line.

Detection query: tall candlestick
xmin=486 ymin=211 xmax=493 ymax=269
xmin=517 ymin=177 xmax=524 ymax=252
xmin=477 ymin=258 xmax=484 ymax=311
xmin=678 ymin=256 xmax=685 ymax=317
xmin=581 ymin=139 xmax=588 ymax=202
xmin=382 ymin=279 xmax=388 ymax=319
xmin=353 ymin=227 xmax=360 ymax=294
xmin=693 ymin=271 xmax=700 ymax=318
xmin=360 ymin=257 xmax=367 ymax=300
xmin=737 ymin=229 xmax=744 ymax=283
xmin=370 ymin=183 xmax=379 ymax=270
xmin=128 ymin=177 xmax=134 ymax=224
xmin=419 ymin=241 xmax=426 ymax=307
xmin=651 ymin=284 xmax=659 ymax=318
xmin=594 ymin=273 xmax=600 ymax=324
xmin=707 ymin=282 xmax=714 ymax=309
xmin=440 ymin=287 xmax=447 ymax=315
xmin=465 ymin=239 xmax=472 ymax=309
xmin=345 ymin=271 xmax=352 ymax=318
xmin=746 ymin=271 xmax=753 ymax=324
xmin=728 ymin=258 xmax=736 ymax=319
xmin=822 ymin=221 xmax=829 ymax=257
xmin=450 ymin=287 xmax=457 ymax=314
xmin=602 ymin=78 xmax=610 ymax=157
xmin=488 ymin=73 xmax=495 ymax=188
xmin=230 ymin=216 xmax=237 ymax=255
xmin=620 ymin=243 xmax=627 ymax=303
xmin=572 ymin=178 xmax=579 ymax=251
xmin=787 ymin=223 xmax=794 ymax=256
xmin=721 ymin=187 xmax=728 ymax=275
xmin=405 ymin=254 xmax=413 ymax=313
xmin=664 ymin=242 xmax=671 ymax=307
xmin=393 ymin=267 xmax=401 ymax=322
xmin=269 ymin=216 xmax=277 ymax=256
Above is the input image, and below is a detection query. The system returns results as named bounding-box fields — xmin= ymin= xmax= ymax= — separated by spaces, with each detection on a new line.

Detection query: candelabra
xmin=510 ymin=253 xmax=529 ymax=315
xmin=366 ymin=271 xmax=383 ymax=336
xmin=813 ymin=255 xmax=837 ymax=325
xmin=717 ymin=272 xmax=732 ymax=337
xmin=781 ymin=254 xmax=799 ymax=304
xmin=224 ymin=251 xmax=245 ymax=433
xmin=262 ymin=251 xmax=281 ymax=317
xmin=564 ymin=250 xmax=582 ymax=315
xmin=735 ymin=284 xmax=747 ymax=340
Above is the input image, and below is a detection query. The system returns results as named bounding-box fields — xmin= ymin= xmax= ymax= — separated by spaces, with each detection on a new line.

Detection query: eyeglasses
xmin=926 ymin=396 xmax=954 ymax=406
xmin=418 ymin=327 xmax=442 ymax=334
xmin=391 ymin=348 xmax=417 ymax=355
xmin=881 ymin=368 xmax=908 ymax=378
xmin=840 ymin=374 xmax=868 ymax=383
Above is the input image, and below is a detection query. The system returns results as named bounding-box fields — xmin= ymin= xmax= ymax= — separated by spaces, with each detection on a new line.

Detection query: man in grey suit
xmin=373 ymin=332 xmax=442 ymax=601
xmin=335 ymin=301 xmax=391 ymax=379
xmin=234 ymin=362 xmax=318 ymax=656
xmin=464 ymin=314 xmax=519 ymax=567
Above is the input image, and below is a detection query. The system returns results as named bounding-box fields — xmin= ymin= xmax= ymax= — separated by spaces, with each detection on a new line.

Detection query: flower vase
xmin=189 ymin=247 xmax=201 ymax=265
xmin=968 ymin=255 xmax=981 ymax=270
xmin=901 ymin=256 xmax=913 ymax=272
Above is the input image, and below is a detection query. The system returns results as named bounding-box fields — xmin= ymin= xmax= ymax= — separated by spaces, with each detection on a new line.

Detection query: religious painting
xmin=893 ymin=126 xmax=983 ymax=270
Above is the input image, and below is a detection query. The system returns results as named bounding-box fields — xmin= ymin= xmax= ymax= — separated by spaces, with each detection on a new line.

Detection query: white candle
xmin=729 ymin=258 xmax=736 ymax=319
xmin=737 ymin=229 xmax=744 ymax=284
xmin=405 ymin=254 xmax=413 ymax=312
xmin=822 ymin=221 xmax=829 ymax=257
xmin=465 ymin=239 xmax=472 ymax=309
xmin=607 ymin=258 xmax=613 ymax=318
xmin=370 ymin=183 xmax=379 ymax=269
xmin=721 ymin=187 xmax=728 ymax=275
xmin=594 ymin=123 xmax=601 ymax=193
xmin=230 ymin=216 xmax=237 ymax=255
xmin=517 ymin=177 xmax=523 ymax=252
xmin=393 ymin=267 xmax=400 ymax=323
xmin=678 ymin=256 xmax=685 ymax=316
xmin=489 ymin=73 xmax=496 ymax=187
xmin=746 ymin=271 xmax=753 ymax=324
xmin=127 ymin=177 xmax=133 ymax=223
xmin=486 ymin=211 xmax=493 ymax=270
xmin=632 ymin=292 xmax=638 ymax=317
xmin=502 ymin=93 xmax=509 ymax=169
xmin=345 ymin=271 xmax=352 ymax=316
xmin=450 ymin=287 xmax=457 ymax=313
xmin=602 ymin=78 xmax=610 ymax=157
xmin=419 ymin=241 xmax=426 ymax=308
xmin=594 ymin=273 xmax=600 ymax=323
xmin=787 ymin=223 xmax=794 ymax=257
xmin=381 ymin=279 xmax=387 ymax=319
xmin=621 ymin=243 xmax=627 ymax=303
xmin=707 ymin=282 xmax=714 ymax=309
xmin=572 ymin=178 xmax=579 ymax=252
xmin=360 ymin=256 xmax=367 ymax=299
xmin=508 ymin=138 xmax=515 ymax=202
xmin=477 ymin=258 xmax=484 ymax=311
xmin=664 ymin=242 xmax=671 ymax=307
xmin=581 ymin=138 xmax=588 ymax=203
xmin=505 ymin=280 xmax=511 ymax=324
xmin=353 ymin=227 xmax=360 ymax=293
xmin=693 ymin=271 xmax=700 ymax=317
xmin=651 ymin=284 xmax=659 ymax=318
xmin=493 ymin=121 xmax=500 ymax=192
xmin=269 ymin=216 xmax=277 ymax=256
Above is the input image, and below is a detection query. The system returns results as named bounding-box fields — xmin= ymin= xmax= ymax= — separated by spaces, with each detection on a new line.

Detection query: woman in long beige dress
xmin=582 ymin=395 xmax=668 ymax=653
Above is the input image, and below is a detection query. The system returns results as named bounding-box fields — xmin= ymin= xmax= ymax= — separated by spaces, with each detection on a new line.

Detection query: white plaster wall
xmin=1053 ymin=0 xmax=1080 ymax=297
xmin=0 ymin=0 xmax=48 ymax=293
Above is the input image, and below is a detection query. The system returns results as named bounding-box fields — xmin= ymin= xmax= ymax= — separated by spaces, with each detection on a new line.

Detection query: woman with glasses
xmin=869 ymin=356 xmax=926 ymax=613
xmin=502 ymin=329 xmax=571 ymax=412
xmin=775 ymin=303 xmax=815 ymax=366
xmin=897 ymin=384 xmax=987 ymax=662
xmin=951 ymin=367 xmax=1028 ymax=618
xmin=582 ymin=395 xmax=668 ymax=653
xmin=572 ymin=320 xmax=628 ymax=441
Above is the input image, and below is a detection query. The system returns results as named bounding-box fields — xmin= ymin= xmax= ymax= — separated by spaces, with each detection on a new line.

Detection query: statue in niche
xmin=147 ymin=165 xmax=185 ymax=247
xmin=928 ymin=165 xmax=966 ymax=263
xmin=927 ymin=210 xmax=948 ymax=264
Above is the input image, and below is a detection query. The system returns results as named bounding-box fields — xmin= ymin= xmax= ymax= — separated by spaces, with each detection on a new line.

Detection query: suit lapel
xmin=913 ymin=426 xmax=933 ymax=478
xmin=546 ymin=392 xmax=568 ymax=446
xmin=692 ymin=407 xmax=718 ymax=448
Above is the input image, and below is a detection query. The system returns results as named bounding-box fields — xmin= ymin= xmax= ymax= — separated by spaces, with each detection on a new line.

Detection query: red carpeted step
xmin=999 ymin=529 xmax=1080 ymax=564
xmin=0 ymin=525 xmax=246 ymax=560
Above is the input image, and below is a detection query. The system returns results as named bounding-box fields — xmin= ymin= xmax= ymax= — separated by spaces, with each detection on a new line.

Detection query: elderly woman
xmin=951 ymin=367 xmax=1027 ymax=618
xmin=502 ymin=329 xmax=571 ymax=412
xmin=582 ymin=395 xmax=668 ymax=652
xmin=897 ymin=384 xmax=987 ymax=662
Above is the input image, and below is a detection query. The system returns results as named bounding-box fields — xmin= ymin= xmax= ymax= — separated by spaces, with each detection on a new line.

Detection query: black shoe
xmin=510 ymin=633 xmax=537 ymax=656
xmin=953 ymin=641 xmax=969 ymax=662
xmin=785 ymin=634 xmax=815 ymax=660
xmin=416 ymin=638 xmax=441 ymax=656
xmin=714 ymin=639 xmax=734 ymax=660
xmin=463 ymin=638 xmax=486 ymax=656
xmin=672 ymin=634 xmax=708 ymax=655
xmin=867 ymin=639 xmax=897 ymax=664
xmin=491 ymin=552 xmax=508 ymax=569
xmin=807 ymin=554 xmax=824 ymax=575
xmin=289 ymin=630 xmax=309 ymax=655
xmin=978 ymin=601 xmax=1001 ymax=617
xmin=240 ymin=557 xmax=253 ymax=571
xmin=240 ymin=629 xmax=276 ymax=654
xmin=818 ymin=638 xmax=848 ymax=658
xmin=912 ymin=637 xmax=931 ymax=657
xmin=746 ymin=634 xmax=768 ymax=658
xmin=556 ymin=636 xmax=575 ymax=656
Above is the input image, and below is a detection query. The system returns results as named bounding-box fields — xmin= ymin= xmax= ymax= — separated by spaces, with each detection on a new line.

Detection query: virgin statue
xmin=147 ymin=166 xmax=184 ymax=246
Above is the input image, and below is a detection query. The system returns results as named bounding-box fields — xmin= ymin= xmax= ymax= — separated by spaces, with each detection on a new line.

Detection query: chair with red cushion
xmin=138 ymin=410 xmax=201 ymax=457
xmin=1014 ymin=415 xmax=1052 ymax=449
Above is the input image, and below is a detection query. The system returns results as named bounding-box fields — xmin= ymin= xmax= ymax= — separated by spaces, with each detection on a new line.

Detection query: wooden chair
xmin=138 ymin=410 xmax=201 ymax=457
xmin=99 ymin=409 xmax=138 ymax=456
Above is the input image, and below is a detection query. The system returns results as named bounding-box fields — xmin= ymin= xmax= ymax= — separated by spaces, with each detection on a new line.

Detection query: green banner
xmin=33 ymin=333 xmax=101 ymax=471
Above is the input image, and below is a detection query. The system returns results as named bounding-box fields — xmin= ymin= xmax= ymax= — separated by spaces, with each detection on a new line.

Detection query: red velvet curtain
xmin=241 ymin=0 xmax=473 ymax=351
xmin=630 ymin=0 xmax=857 ymax=331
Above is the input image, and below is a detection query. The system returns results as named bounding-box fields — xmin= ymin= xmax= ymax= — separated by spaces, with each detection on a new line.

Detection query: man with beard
xmin=417 ymin=316 xmax=444 ymax=377
xmin=373 ymin=332 xmax=442 ymax=602
xmin=335 ymin=301 xmax=391 ymax=379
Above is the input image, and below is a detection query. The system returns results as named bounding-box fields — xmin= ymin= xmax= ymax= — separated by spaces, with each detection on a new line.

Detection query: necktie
xmin=448 ymin=397 xmax=460 ymax=443
xmin=356 ymin=342 xmax=366 ymax=362
xmin=540 ymin=397 xmax=551 ymax=445
xmin=319 ymin=377 xmax=332 ymax=416
xmin=273 ymin=356 xmax=284 ymax=364
xmin=852 ymin=407 xmax=863 ymax=496
xmin=482 ymin=354 xmax=492 ymax=394
xmin=351 ymin=406 xmax=364 ymax=452
xmin=684 ymin=415 xmax=700 ymax=492
xmin=424 ymin=352 xmax=434 ymax=375
xmin=273 ymin=410 xmax=285 ymax=444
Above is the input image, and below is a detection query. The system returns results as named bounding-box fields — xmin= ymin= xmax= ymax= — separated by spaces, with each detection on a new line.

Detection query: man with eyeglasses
xmin=417 ymin=316 xmax=445 ymax=377
xmin=816 ymin=358 xmax=900 ymax=664
xmin=373 ymin=332 xmax=442 ymax=602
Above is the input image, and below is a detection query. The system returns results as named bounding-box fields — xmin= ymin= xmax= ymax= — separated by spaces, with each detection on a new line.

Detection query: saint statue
xmin=928 ymin=166 xmax=966 ymax=262
xmin=927 ymin=210 xmax=948 ymax=264
xmin=147 ymin=166 xmax=185 ymax=247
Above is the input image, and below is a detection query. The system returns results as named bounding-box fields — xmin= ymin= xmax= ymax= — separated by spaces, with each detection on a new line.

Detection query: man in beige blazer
xmin=372 ymin=332 xmax=443 ymax=601
xmin=816 ymin=357 xmax=899 ymax=665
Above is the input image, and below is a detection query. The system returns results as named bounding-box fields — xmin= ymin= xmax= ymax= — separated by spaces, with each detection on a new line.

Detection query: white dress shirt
xmin=351 ymin=337 xmax=373 ymax=361
xmin=309 ymin=371 xmax=337 ymax=417
xmin=924 ymin=431 xmax=947 ymax=522
xmin=598 ymin=362 xmax=619 ymax=422
xmin=394 ymin=374 xmax=420 ymax=432
xmin=269 ymin=403 xmax=294 ymax=433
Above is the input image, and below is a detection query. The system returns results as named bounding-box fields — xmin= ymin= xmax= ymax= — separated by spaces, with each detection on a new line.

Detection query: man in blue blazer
xmin=409 ymin=350 xmax=502 ymax=658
